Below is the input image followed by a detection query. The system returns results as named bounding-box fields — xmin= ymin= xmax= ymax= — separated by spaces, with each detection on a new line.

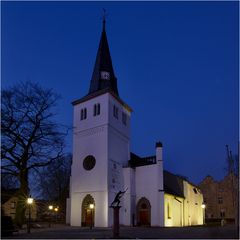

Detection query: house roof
xmin=1 ymin=188 xmax=19 ymax=204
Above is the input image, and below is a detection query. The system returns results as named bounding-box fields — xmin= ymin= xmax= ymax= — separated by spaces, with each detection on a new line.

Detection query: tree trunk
xmin=15 ymin=169 xmax=29 ymax=227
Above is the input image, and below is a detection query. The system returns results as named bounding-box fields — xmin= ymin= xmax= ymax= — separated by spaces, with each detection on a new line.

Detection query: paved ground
xmin=3 ymin=223 xmax=239 ymax=239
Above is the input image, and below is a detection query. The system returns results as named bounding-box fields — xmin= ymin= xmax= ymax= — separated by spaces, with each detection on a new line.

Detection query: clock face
xmin=101 ymin=71 xmax=110 ymax=80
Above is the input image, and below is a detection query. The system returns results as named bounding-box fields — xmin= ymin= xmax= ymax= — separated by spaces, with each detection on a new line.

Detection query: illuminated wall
xmin=164 ymin=182 xmax=204 ymax=227
xmin=164 ymin=194 xmax=184 ymax=226
xmin=183 ymin=181 xmax=204 ymax=226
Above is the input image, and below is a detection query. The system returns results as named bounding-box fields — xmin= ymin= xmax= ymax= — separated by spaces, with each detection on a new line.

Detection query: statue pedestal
xmin=110 ymin=206 xmax=121 ymax=238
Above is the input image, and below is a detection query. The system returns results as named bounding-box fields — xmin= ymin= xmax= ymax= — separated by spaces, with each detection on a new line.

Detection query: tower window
xmin=93 ymin=104 xmax=100 ymax=116
xmin=81 ymin=108 xmax=87 ymax=120
xmin=113 ymin=105 xmax=118 ymax=119
xmin=122 ymin=112 xmax=127 ymax=125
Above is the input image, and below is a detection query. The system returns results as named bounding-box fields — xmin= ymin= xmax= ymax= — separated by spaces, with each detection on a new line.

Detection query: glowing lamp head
xmin=54 ymin=207 xmax=59 ymax=212
xmin=49 ymin=205 xmax=53 ymax=210
xmin=201 ymin=203 xmax=206 ymax=209
xmin=89 ymin=204 xmax=94 ymax=209
xmin=27 ymin=197 xmax=33 ymax=205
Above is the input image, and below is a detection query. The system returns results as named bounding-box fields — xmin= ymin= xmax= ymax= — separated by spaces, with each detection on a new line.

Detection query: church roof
xmin=88 ymin=18 xmax=119 ymax=96
xmin=128 ymin=152 xmax=156 ymax=167
xmin=128 ymin=153 xmax=185 ymax=198
xmin=163 ymin=170 xmax=184 ymax=198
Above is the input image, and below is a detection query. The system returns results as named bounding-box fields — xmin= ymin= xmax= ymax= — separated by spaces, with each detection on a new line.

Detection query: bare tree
xmin=1 ymin=81 xmax=67 ymax=226
xmin=1 ymin=173 xmax=19 ymax=189
xmin=36 ymin=153 xmax=72 ymax=216
xmin=225 ymin=145 xmax=239 ymax=227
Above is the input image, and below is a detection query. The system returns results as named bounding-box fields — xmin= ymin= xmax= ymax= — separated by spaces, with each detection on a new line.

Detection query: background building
xmin=198 ymin=173 xmax=238 ymax=223
xmin=1 ymin=188 xmax=37 ymax=221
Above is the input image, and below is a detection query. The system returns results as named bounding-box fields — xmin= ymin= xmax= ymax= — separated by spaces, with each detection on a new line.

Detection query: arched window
xmin=97 ymin=104 xmax=100 ymax=115
xmin=80 ymin=108 xmax=87 ymax=120
xmin=167 ymin=202 xmax=171 ymax=219
xmin=113 ymin=105 xmax=118 ymax=119
xmin=93 ymin=104 xmax=100 ymax=116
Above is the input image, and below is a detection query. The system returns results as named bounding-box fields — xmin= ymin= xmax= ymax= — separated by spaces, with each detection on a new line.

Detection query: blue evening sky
xmin=2 ymin=1 xmax=238 ymax=184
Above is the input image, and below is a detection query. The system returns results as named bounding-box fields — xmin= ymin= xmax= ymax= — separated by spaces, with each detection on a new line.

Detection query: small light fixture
xmin=89 ymin=204 xmax=94 ymax=209
xmin=49 ymin=205 xmax=53 ymax=210
xmin=201 ymin=203 xmax=206 ymax=209
xmin=54 ymin=207 xmax=59 ymax=212
xmin=27 ymin=197 xmax=33 ymax=205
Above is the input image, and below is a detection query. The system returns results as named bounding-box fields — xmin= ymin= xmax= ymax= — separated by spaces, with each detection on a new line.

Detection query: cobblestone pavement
xmin=2 ymin=223 xmax=239 ymax=239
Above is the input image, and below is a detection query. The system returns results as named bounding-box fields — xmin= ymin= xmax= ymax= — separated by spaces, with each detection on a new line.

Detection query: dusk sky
xmin=2 ymin=1 xmax=238 ymax=185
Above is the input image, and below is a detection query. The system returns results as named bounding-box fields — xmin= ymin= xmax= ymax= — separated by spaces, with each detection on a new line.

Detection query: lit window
xmin=122 ymin=112 xmax=127 ymax=125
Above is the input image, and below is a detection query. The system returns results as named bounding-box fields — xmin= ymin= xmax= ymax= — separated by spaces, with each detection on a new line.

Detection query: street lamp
xmin=27 ymin=196 xmax=34 ymax=233
xmin=89 ymin=204 xmax=94 ymax=229
xmin=54 ymin=207 xmax=59 ymax=223
xmin=48 ymin=205 xmax=53 ymax=227
xmin=201 ymin=203 xmax=206 ymax=225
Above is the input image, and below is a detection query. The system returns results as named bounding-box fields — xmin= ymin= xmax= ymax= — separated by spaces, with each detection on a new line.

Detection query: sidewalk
xmin=4 ymin=223 xmax=239 ymax=239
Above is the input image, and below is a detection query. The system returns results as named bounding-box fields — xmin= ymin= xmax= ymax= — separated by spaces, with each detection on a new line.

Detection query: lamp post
xmin=27 ymin=196 xmax=34 ymax=233
xmin=54 ymin=207 xmax=59 ymax=223
xmin=89 ymin=204 xmax=94 ymax=229
xmin=201 ymin=203 xmax=206 ymax=225
xmin=48 ymin=205 xmax=53 ymax=227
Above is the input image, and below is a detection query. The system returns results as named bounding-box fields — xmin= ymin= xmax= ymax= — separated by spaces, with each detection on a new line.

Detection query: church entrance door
xmin=137 ymin=197 xmax=151 ymax=226
xmin=81 ymin=194 xmax=95 ymax=227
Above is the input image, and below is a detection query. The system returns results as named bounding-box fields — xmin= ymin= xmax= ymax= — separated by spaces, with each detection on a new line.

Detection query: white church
xmin=66 ymin=19 xmax=204 ymax=227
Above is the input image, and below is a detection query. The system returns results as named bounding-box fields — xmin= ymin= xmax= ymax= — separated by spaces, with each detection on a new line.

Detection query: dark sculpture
xmin=110 ymin=189 xmax=128 ymax=207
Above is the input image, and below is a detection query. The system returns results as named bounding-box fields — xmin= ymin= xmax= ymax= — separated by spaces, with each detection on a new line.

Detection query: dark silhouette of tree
xmin=1 ymin=173 xmax=19 ymax=189
xmin=36 ymin=153 xmax=72 ymax=216
xmin=1 ymin=81 xmax=67 ymax=227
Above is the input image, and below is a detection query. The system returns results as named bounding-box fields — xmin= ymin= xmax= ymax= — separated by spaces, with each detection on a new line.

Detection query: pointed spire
xmin=88 ymin=12 xmax=119 ymax=96
xmin=102 ymin=8 xmax=106 ymax=32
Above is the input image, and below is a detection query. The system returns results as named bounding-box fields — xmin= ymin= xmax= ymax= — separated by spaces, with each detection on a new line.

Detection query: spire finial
xmin=102 ymin=8 xmax=107 ymax=31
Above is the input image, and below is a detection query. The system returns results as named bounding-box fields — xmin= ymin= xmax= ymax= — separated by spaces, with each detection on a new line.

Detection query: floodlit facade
xmin=66 ymin=19 xmax=204 ymax=227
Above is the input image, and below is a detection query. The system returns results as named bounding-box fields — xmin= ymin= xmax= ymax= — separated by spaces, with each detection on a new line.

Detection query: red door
xmin=139 ymin=210 xmax=150 ymax=226
xmin=85 ymin=209 xmax=92 ymax=226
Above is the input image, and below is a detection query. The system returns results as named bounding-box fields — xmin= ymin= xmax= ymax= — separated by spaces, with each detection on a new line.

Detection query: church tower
xmin=69 ymin=18 xmax=132 ymax=227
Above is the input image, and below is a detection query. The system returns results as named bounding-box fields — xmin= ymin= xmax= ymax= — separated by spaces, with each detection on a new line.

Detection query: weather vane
xmin=102 ymin=8 xmax=108 ymax=30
